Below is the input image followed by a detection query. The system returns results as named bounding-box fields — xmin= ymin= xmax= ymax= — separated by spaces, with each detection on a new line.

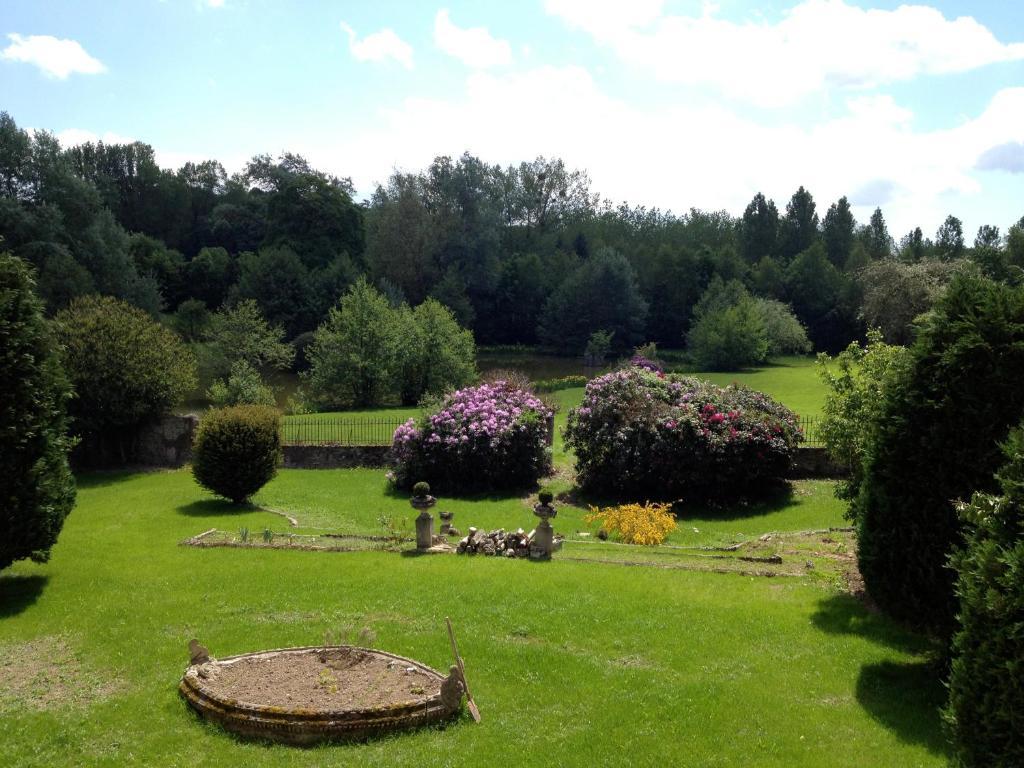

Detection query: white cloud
xmin=433 ymin=9 xmax=512 ymax=69
xmin=545 ymin=0 xmax=1024 ymax=107
xmin=1 ymin=33 xmax=105 ymax=79
xmin=340 ymin=22 xmax=413 ymax=70
xmin=298 ymin=63 xmax=1024 ymax=237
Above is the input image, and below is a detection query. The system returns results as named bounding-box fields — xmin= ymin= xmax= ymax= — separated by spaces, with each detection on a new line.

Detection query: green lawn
xmin=0 ymin=468 xmax=947 ymax=767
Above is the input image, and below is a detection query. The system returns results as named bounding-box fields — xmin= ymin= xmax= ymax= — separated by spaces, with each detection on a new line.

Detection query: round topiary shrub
xmin=391 ymin=381 xmax=553 ymax=493
xmin=192 ymin=405 xmax=282 ymax=504
xmin=564 ymin=367 xmax=801 ymax=500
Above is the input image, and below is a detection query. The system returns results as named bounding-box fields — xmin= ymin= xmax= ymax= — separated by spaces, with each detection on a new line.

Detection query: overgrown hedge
xmin=390 ymin=381 xmax=552 ymax=493
xmin=564 ymin=367 xmax=802 ymax=500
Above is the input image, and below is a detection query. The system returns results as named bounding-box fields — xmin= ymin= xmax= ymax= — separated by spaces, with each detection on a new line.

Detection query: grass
xmin=0 ymin=467 xmax=948 ymax=767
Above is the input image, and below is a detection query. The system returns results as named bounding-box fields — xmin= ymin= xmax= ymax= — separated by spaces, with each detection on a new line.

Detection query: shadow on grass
xmin=810 ymin=594 xmax=938 ymax=656
xmin=0 ymin=574 xmax=49 ymax=618
xmin=812 ymin=594 xmax=948 ymax=755
xmin=177 ymin=499 xmax=253 ymax=518
xmin=856 ymin=660 xmax=948 ymax=755
xmin=75 ymin=469 xmax=148 ymax=490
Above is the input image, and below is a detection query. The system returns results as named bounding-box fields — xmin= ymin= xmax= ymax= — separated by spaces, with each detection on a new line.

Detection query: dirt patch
xmin=0 ymin=635 xmax=121 ymax=712
xmin=199 ymin=648 xmax=443 ymax=711
xmin=612 ymin=654 xmax=653 ymax=669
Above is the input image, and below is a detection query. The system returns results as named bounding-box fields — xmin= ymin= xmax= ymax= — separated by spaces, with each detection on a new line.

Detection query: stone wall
xmin=788 ymin=447 xmax=848 ymax=479
xmin=282 ymin=445 xmax=392 ymax=469
xmin=135 ymin=414 xmax=199 ymax=467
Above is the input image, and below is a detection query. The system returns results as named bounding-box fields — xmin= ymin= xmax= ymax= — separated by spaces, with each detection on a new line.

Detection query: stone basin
xmin=179 ymin=645 xmax=463 ymax=745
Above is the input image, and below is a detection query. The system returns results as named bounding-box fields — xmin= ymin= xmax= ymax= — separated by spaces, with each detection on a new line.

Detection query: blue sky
xmin=2 ymin=0 xmax=1023 ymax=239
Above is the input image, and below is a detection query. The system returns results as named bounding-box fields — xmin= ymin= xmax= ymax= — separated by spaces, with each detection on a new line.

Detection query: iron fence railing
xmin=282 ymin=417 xmax=407 ymax=447
xmin=797 ymin=416 xmax=824 ymax=448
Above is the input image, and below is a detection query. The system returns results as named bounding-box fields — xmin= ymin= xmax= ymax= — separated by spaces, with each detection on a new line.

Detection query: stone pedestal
xmin=439 ymin=511 xmax=454 ymax=536
xmin=530 ymin=501 xmax=557 ymax=561
xmin=529 ymin=520 xmax=554 ymax=561
xmin=411 ymin=495 xmax=437 ymax=550
xmin=415 ymin=512 xmax=434 ymax=550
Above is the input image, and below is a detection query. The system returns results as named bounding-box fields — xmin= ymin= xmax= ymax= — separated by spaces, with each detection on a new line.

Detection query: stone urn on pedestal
xmin=410 ymin=482 xmax=437 ymax=550
xmin=530 ymin=490 xmax=557 ymax=561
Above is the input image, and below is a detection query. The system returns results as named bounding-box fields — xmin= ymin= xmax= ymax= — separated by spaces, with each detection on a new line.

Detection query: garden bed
xmin=180 ymin=645 xmax=462 ymax=744
xmin=180 ymin=529 xmax=411 ymax=552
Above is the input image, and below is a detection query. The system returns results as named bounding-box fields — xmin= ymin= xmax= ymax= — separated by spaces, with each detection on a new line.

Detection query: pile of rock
xmin=456 ymin=527 xmax=532 ymax=558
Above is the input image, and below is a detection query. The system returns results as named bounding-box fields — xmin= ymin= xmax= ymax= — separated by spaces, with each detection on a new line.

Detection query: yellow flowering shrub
xmin=584 ymin=502 xmax=677 ymax=546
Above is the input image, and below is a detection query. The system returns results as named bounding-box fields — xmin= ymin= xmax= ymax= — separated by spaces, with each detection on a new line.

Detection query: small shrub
xmin=207 ymin=360 xmax=277 ymax=407
xmin=585 ymin=503 xmax=677 ymax=545
xmin=816 ymin=330 xmax=910 ymax=506
xmin=192 ymin=405 xmax=282 ymax=504
xmin=538 ymin=489 xmax=554 ymax=505
xmin=391 ymin=381 xmax=553 ymax=493
xmin=413 ymin=481 xmax=431 ymax=498
xmin=584 ymin=329 xmax=614 ymax=363
xmin=565 ymin=367 xmax=801 ymax=501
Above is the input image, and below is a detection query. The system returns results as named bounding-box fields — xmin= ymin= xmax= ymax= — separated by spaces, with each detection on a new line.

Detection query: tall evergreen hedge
xmin=854 ymin=273 xmax=1024 ymax=637
xmin=0 ymin=254 xmax=76 ymax=570
xmin=945 ymin=427 xmax=1024 ymax=767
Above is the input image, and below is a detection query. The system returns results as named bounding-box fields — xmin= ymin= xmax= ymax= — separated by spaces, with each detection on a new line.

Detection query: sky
xmin=2 ymin=0 xmax=1024 ymax=239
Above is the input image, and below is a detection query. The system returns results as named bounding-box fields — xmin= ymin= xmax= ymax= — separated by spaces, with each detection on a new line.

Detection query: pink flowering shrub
xmin=391 ymin=381 xmax=553 ymax=493
xmin=564 ymin=367 xmax=802 ymax=500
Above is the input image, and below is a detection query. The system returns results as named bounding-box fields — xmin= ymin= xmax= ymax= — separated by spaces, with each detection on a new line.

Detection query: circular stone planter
xmin=179 ymin=645 xmax=463 ymax=745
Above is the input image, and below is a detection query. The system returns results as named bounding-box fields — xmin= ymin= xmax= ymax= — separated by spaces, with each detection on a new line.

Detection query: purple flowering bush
xmin=391 ymin=381 xmax=553 ymax=493
xmin=628 ymin=354 xmax=663 ymax=373
xmin=564 ymin=367 xmax=802 ymax=500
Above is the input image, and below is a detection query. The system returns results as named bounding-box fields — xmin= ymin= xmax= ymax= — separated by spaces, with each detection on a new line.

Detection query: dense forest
xmin=2 ymin=111 xmax=1022 ymax=359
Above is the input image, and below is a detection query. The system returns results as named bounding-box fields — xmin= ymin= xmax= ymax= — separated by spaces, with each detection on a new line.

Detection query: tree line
xmin=2 ymin=110 xmax=1022 ymax=359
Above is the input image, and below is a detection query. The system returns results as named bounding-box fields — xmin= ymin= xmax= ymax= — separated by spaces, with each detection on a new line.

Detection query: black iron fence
xmin=797 ymin=416 xmax=824 ymax=448
xmin=282 ymin=417 xmax=407 ymax=446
